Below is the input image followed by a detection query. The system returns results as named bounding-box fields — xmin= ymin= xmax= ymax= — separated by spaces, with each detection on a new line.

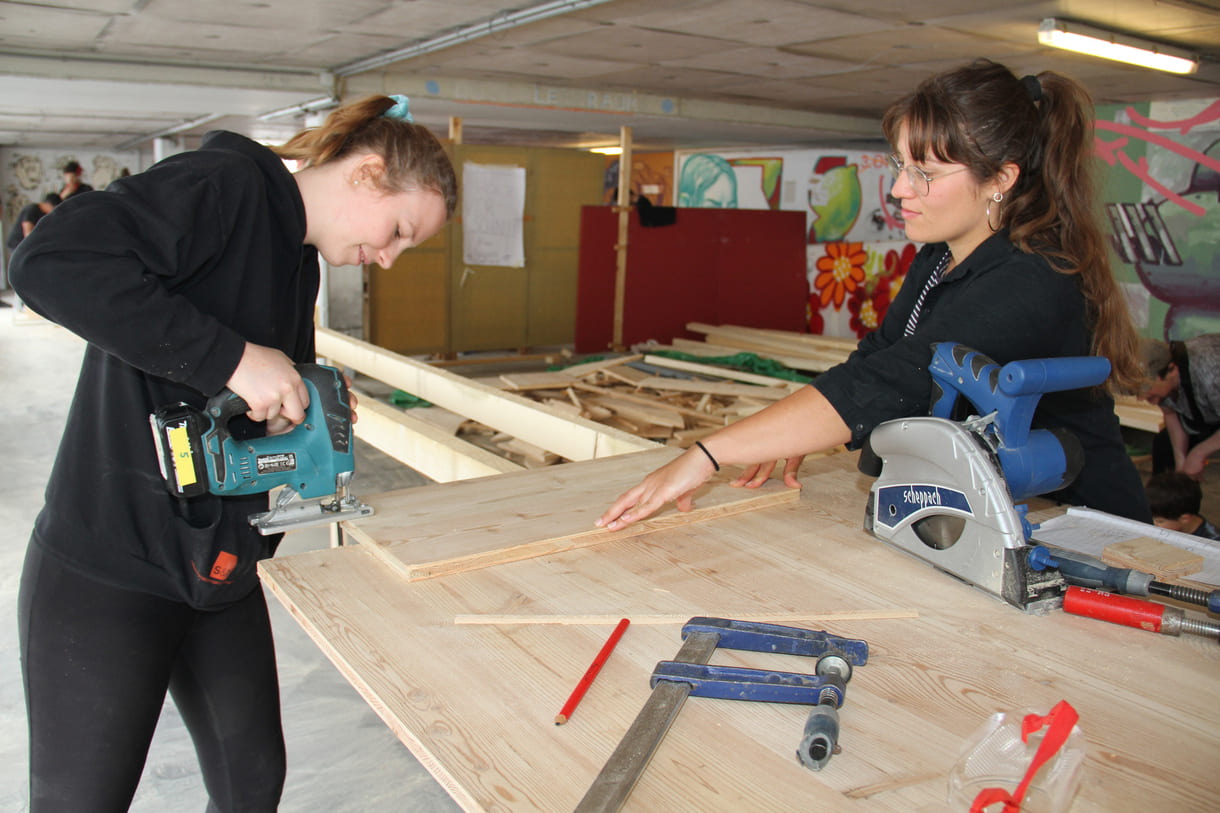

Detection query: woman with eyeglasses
xmin=598 ymin=58 xmax=1151 ymax=530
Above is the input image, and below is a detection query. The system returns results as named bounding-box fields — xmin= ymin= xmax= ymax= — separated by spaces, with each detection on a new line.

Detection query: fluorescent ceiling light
xmin=589 ymin=146 xmax=622 ymax=155
xmin=1038 ymin=18 xmax=1198 ymax=75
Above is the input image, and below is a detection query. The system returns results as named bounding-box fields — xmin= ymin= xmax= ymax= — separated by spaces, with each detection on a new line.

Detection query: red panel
xmin=576 ymin=207 xmax=808 ymax=353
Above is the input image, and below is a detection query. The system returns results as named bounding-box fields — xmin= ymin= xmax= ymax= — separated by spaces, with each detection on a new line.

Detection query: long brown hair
xmin=273 ymin=95 xmax=457 ymax=219
xmin=881 ymin=59 xmax=1143 ymax=393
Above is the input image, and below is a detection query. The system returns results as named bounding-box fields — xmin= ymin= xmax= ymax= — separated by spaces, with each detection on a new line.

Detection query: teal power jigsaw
xmin=150 ymin=363 xmax=374 ymax=535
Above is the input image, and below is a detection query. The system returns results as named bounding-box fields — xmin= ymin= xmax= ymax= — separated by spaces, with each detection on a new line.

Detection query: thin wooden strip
xmin=559 ymin=354 xmax=643 ymax=379
xmin=453 ymin=609 xmax=921 ymax=625
xmin=643 ymin=353 xmax=803 ymax=389
xmin=633 ymin=375 xmax=789 ymax=400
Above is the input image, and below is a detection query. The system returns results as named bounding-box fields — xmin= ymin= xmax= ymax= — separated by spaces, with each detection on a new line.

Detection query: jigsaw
xmin=150 ymin=363 xmax=374 ymax=535
xmin=859 ymin=343 xmax=1111 ymax=612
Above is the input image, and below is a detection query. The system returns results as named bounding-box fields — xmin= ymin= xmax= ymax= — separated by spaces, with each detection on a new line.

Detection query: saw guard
xmin=863 ymin=417 xmax=1062 ymax=608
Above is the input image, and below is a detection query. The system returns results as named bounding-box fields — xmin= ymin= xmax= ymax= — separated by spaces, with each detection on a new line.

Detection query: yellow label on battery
xmin=168 ymin=425 xmax=197 ymax=488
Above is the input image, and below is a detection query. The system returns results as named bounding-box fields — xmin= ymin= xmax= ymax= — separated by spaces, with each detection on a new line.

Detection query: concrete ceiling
xmin=2 ymin=0 xmax=1219 ymax=154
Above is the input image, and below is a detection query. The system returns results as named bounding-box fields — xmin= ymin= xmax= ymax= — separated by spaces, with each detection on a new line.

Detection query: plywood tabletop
xmin=260 ymin=451 xmax=1220 ymax=812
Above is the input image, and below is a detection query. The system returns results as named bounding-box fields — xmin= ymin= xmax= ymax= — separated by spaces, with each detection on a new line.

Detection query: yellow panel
xmin=368 ymin=242 xmax=449 ymax=354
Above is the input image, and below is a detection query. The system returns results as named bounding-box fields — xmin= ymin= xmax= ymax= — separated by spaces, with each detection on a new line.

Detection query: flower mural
xmin=845 ymin=243 xmax=917 ymax=338
xmin=813 ymin=241 xmax=867 ymax=309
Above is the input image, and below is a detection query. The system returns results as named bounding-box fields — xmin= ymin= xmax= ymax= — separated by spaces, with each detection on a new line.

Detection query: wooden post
xmin=448 ymin=116 xmax=463 ymax=143
xmin=611 ymin=126 xmax=632 ymax=351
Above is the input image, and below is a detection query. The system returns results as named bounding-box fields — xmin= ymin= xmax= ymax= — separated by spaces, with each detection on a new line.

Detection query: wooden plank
xmin=261 ymin=450 xmax=1220 ymax=813
xmin=317 ymin=327 xmax=655 ymax=461
xmin=642 ymin=354 xmax=803 ymax=390
xmin=571 ymin=381 xmax=725 ymax=425
xmin=498 ymin=371 xmax=574 ymax=390
xmin=690 ymin=323 xmax=854 ymax=357
xmin=351 ymin=393 xmax=523 ymax=481
xmin=612 ymin=125 xmax=632 ymax=350
xmin=560 ymin=354 xmax=643 ymax=379
xmin=687 ymin=322 xmax=849 ymax=362
xmin=581 ymin=393 xmax=686 ymax=429
xmin=1103 ymin=537 xmax=1203 ymax=580
xmin=1114 ymin=395 xmax=1164 ymax=433
xmin=344 ymin=447 xmax=801 ymax=581
xmin=633 ymin=375 xmax=790 ymax=401
xmin=665 ymin=337 xmax=828 ymax=372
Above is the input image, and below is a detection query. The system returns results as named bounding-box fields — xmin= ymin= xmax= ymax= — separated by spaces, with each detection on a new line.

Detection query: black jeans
xmin=18 ymin=543 xmax=285 ymax=812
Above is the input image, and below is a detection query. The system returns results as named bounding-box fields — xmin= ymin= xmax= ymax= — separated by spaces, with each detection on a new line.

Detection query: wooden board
xmin=1103 ymin=536 xmax=1204 ymax=580
xmin=260 ymin=452 xmax=1220 ymax=813
xmin=344 ymin=447 xmax=800 ymax=581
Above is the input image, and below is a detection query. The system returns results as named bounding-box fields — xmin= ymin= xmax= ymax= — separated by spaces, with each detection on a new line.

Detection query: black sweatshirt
xmin=813 ymin=232 xmax=1151 ymax=522
xmin=11 ymin=131 xmax=319 ymax=609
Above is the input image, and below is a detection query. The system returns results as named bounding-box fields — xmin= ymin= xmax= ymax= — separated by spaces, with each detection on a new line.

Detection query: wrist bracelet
xmin=694 ymin=441 xmax=720 ymax=472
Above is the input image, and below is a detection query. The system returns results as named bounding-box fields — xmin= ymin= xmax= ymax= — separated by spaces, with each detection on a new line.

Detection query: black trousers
xmin=17 ymin=543 xmax=285 ymax=813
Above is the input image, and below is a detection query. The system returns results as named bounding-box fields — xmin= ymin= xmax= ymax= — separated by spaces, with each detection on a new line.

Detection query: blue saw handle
xmin=929 ymin=343 xmax=1110 ymax=447
xmin=928 ymin=344 xmax=1108 ymax=501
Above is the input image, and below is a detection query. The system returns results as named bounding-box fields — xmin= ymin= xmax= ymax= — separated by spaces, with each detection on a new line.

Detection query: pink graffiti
xmin=1115 ymin=151 xmax=1204 ymax=217
xmin=1095 ymin=118 xmax=1220 ymax=216
xmin=1123 ymin=100 xmax=1220 ymax=135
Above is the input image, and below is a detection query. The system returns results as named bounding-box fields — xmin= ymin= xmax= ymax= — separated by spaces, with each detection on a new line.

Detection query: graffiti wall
xmin=2 ymin=147 xmax=139 ymax=236
xmin=1096 ymin=98 xmax=1220 ymax=341
xmin=672 ymin=147 xmax=912 ymax=339
xmin=674 ymin=101 xmax=1220 ymax=344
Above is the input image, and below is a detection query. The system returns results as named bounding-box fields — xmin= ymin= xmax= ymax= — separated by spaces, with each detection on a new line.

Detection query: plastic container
xmin=947 ymin=706 xmax=1086 ymax=812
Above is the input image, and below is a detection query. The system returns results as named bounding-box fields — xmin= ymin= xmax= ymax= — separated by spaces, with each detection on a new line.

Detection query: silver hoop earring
xmin=986 ymin=191 xmax=1003 ymax=232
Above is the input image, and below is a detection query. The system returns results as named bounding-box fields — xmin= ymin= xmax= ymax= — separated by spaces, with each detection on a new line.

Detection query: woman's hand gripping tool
xmin=149 ymin=363 xmax=374 ymax=534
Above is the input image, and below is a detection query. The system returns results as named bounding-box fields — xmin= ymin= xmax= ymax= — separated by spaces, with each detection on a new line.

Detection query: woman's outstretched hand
xmin=596 ymin=448 xmax=717 ymax=531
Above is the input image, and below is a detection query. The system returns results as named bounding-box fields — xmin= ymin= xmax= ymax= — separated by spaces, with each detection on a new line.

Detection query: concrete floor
xmin=0 ymin=294 xmax=461 ymax=813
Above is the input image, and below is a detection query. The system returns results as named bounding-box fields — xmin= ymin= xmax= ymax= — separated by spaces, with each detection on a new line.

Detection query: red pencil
xmin=554 ymin=618 xmax=630 ymax=725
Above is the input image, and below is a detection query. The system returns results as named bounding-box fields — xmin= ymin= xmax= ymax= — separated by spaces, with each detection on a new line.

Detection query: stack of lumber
xmin=449 ymin=352 xmax=806 ymax=465
xmin=647 ymin=324 xmax=1164 ymax=435
xmin=643 ymin=322 xmax=858 ymax=373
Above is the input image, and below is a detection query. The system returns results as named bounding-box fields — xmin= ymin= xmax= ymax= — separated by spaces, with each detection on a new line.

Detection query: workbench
xmin=259 ymin=449 xmax=1220 ymax=812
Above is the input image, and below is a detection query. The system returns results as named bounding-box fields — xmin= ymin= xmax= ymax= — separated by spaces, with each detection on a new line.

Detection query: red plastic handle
xmin=1063 ymin=586 xmax=1165 ymax=633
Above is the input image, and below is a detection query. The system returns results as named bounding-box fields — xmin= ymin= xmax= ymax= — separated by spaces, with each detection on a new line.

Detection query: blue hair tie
xmin=383 ymin=94 xmax=413 ymax=123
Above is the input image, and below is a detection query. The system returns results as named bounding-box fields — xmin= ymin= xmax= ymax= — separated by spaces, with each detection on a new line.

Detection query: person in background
xmin=1141 ymin=335 xmax=1220 ymax=478
xmin=599 ymin=59 xmax=1151 ymax=531
xmin=11 ymin=94 xmax=456 ymax=812
xmin=5 ymin=193 xmax=60 ymax=252
xmin=59 ymin=159 xmax=93 ymax=199
xmin=1146 ymin=471 xmax=1220 ymax=540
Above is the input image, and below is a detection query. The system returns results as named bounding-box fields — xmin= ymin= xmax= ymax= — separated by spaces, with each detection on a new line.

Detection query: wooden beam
xmin=611 ymin=126 xmax=632 ymax=351
xmin=352 ymin=392 xmax=523 ymax=482
xmin=317 ymin=327 xmax=655 ymax=461
xmin=448 ymin=116 xmax=462 ymax=143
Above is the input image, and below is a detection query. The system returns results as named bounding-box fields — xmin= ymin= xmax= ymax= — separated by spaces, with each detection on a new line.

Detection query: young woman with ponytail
xmin=11 ymin=95 xmax=456 ymax=811
xmin=600 ymin=59 xmax=1151 ymax=531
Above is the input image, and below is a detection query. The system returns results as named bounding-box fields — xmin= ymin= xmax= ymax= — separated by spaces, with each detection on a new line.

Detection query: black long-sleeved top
xmin=813 ymin=232 xmax=1151 ymax=522
xmin=11 ymin=131 xmax=319 ymax=608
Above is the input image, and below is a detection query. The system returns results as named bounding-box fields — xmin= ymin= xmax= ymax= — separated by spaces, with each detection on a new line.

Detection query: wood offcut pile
xmin=425 ymin=324 xmax=859 ymax=468
xmin=395 ymin=322 xmax=1160 ymax=470
xmin=459 ymin=324 xmax=858 ymax=466
xmin=462 ymin=353 xmax=796 ymax=465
